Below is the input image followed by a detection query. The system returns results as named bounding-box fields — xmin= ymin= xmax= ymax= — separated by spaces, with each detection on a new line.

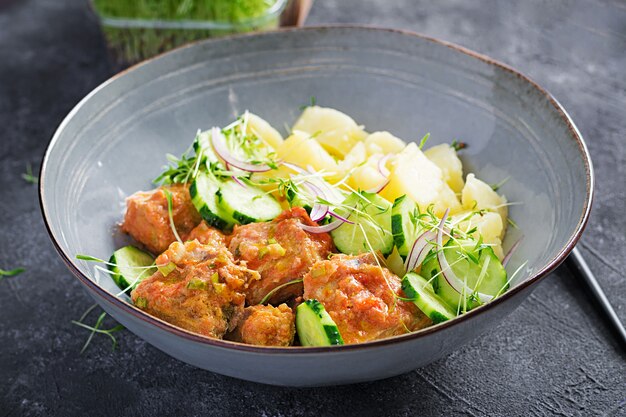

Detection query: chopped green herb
xmin=186 ymin=279 xmax=210 ymax=290
xmin=258 ymin=246 xmax=269 ymax=259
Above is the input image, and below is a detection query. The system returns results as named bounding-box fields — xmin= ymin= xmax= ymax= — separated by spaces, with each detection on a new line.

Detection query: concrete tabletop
xmin=1 ymin=0 xmax=624 ymax=416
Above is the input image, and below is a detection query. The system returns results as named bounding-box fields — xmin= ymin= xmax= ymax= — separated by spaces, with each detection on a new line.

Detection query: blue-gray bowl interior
xmin=41 ymin=27 xmax=591 ymax=347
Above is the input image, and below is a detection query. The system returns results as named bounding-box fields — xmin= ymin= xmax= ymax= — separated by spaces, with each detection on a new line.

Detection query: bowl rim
xmin=39 ymin=25 xmax=594 ymax=354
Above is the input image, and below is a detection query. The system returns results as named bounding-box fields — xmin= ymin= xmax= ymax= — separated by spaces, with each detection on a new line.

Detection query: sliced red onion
xmin=378 ymin=154 xmax=391 ymax=178
xmin=364 ymin=154 xmax=392 ymax=193
xmin=224 ymin=162 xmax=247 ymax=188
xmin=301 ymin=181 xmax=329 ymax=222
xmin=281 ymin=162 xmax=308 ymax=174
xmin=404 ymin=229 xmax=438 ymax=272
xmin=502 ymin=236 xmax=523 ymax=267
xmin=309 ymin=205 xmax=329 ymax=222
xmin=366 ymin=179 xmax=390 ymax=194
xmin=328 ymin=211 xmax=354 ymax=224
xmin=298 ymin=221 xmax=343 ymax=234
xmin=210 ymin=127 xmax=273 ymax=172
xmin=436 ymin=209 xmax=493 ymax=304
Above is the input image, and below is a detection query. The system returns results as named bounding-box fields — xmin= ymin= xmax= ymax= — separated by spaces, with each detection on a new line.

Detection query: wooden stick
xmin=280 ymin=0 xmax=313 ymax=27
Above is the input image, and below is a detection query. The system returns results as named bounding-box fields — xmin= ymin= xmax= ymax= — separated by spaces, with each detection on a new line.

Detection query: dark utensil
xmin=567 ymin=246 xmax=626 ymax=349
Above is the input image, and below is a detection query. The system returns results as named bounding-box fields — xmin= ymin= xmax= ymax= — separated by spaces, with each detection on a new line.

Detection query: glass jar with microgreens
xmin=90 ymin=0 xmax=288 ymax=68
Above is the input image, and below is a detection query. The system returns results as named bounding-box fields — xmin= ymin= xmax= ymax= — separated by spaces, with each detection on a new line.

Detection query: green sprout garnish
xmin=0 ymin=267 xmax=25 ymax=281
xmin=163 ymin=189 xmax=182 ymax=243
xmin=71 ymin=306 xmax=125 ymax=354
xmin=490 ymin=177 xmax=510 ymax=192
xmin=76 ymin=254 xmax=107 ymax=263
xmin=22 ymin=163 xmax=38 ymax=184
xmin=76 ymin=254 xmax=156 ymax=297
xmin=155 ymin=113 xmax=280 ymax=185
xmin=299 ymin=96 xmax=317 ymax=111
xmin=418 ymin=133 xmax=431 ymax=150
xmin=153 ymin=149 xmax=197 ymax=185
xmin=259 ymin=278 xmax=304 ymax=304
xmin=451 ymin=140 xmax=467 ymax=151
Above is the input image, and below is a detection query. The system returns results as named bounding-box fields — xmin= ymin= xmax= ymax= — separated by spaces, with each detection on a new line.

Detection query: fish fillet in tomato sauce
xmin=186 ymin=220 xmax=227 ymax=247
xmin=303 ymin=253 xmax=431 ymax=344
xmin=227 ymin=304 xmax=295 ymax=346
xmin=228 ymin=207 xmax=334 ymax=305
xmin=131 ymin=240 xmax=259 ymax=339
xmin=122 ymin=184 xmax=201 ymax=254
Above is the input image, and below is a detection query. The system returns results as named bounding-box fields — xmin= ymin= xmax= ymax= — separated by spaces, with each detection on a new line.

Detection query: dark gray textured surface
xmin=0 ymin=0 xmax=624 ymax=416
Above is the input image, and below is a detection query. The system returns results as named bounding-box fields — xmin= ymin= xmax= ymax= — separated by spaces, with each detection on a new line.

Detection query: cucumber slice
xmin=108 ymin=246 xmax=156 ymax=291
xmin=421 ymin=239 xmax=507 ymax=311
xmin=285 ymin=186 xmax=313 ymax=212
xmin=296 ymin=299 xmax=344 ymax=346
xmin=331 ymin=191 xmax=394 ymax=256
xmin=401 ymin=272 xmax=456 ymax=324
xmin=192 ymin=130 xmax=219 ymax=165
xmin=189 ymin=171 xmax=232 ymax=230
xmin=216 ymin=179 xmax=282 ymax=225
xmin=391 ymin=195 xmax=422 ymax=257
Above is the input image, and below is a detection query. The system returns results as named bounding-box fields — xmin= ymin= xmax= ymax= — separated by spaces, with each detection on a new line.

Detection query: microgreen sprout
xmin=76 ymin=254 xmax=156 ymax=297
xmin=153 ymin=148 xmax=197 ymax=185
xmin=490 ymin=177 xmax=510 ymax=192
xmin=299 ymin=96 xmax=317 ymax=111
xmin=22 ymin=163 xmax=38 ymax=184
xmin=163 ymin=189 xmax=182 ymax=243
xmin=451 ymin=140 xmax=467 ymax=151
xmin=71 ymin=307 xmax=125 ymax=354
xmin=0 ymin=267 xmax=25 ymax=277
xmin=495 ymin=260 xmax=529 ymax=298
xmin=76 ymin=254 xmax=107 ymax=263
xmin=260 ymin=279 xmax=304 ymax=304
xmin=418 ymin=133 xmax=431 ymax=150
xmin=357 ymin=222 xmax=403 ymax=321
xmin=0 ymin=267 xmax=25 ymax=281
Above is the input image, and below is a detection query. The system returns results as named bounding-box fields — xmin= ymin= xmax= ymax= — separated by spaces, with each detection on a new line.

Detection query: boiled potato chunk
xmin=276 ymin=130 xmax=338 ymax=173
xmin=337 ymin=141 xmax=367 ymax=175
xmin=424 ymin=144 xmax=464 ymax=193
xmin=452 ymin=211 xmax=504 ymax=260
xmin=364 ymin=131 xmax=406 ymax=156
xmin=461 ymin=174 xmax=508 ymax=236
xmin=385 ymin=246 xmax=406 ymax=278
xmin=348 ymin=154 xmax=388 ymax=192
xmin=292 ymin=106 xmax=367 ymax=157
xmin=245 ymin=113 xmax=283 ymax=151
xmin=380 ymin=143 xmax=462 ymax=216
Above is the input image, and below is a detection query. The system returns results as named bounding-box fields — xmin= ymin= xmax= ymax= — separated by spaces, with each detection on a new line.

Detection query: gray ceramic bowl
xmin=40 ymin=26 xmax=593 ymax=386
